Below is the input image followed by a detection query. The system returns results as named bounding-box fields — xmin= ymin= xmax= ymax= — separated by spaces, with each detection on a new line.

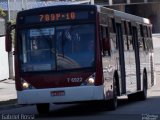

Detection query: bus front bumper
xmin=17 ymin=86 xmax=104 ymax=104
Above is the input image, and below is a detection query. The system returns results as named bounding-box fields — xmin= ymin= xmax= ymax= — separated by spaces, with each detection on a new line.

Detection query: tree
xmin=0 ymin=7 xmax=6 ymax=18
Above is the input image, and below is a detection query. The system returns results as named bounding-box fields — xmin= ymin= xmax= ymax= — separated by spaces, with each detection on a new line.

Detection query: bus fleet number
xmin=67 ymin=78 xmax=82 ymax=83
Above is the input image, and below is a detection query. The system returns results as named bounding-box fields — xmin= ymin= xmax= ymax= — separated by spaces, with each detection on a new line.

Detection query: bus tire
xmin=128 ymin=70 xmax=148 ymax=101
xmin=139 ymin=70 xmax=148 ymax=100
xmin=36 ymin=103 xmax=49 ymax=114
xmin=107 ymin=75 xmax=118 ymax=111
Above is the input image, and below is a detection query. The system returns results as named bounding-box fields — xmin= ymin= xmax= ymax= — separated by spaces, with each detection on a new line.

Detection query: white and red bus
xmin=6 ymin=5 xmax=154 ymax=114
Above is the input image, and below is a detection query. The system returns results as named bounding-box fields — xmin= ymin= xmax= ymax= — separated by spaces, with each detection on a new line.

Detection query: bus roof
xmin=17 ymin=4 xmax=96 ymax=16
xmin=17 ymin=4 xmax=150 ymax=25
xmin=99 ymin=6 xmax=150 ymax=24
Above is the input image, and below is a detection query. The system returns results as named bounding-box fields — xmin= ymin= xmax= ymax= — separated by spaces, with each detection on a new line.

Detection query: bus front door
xmin=116 ymin=23 xmax=126 ymax=94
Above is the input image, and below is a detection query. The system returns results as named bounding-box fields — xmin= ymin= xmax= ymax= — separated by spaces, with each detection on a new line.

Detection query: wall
xmin=0 ymin=36 xmax=9 ymax=80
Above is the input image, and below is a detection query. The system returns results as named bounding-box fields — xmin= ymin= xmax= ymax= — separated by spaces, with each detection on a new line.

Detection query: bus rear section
xmin=99 ymin=7 xmax=154 ymax=103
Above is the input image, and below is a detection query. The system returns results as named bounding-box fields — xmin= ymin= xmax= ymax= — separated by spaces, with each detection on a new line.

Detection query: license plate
xmin=51 ymin=91 xmax=65 ymax=97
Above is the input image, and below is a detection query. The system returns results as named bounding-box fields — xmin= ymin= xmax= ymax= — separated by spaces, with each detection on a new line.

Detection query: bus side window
xmin=143 ymin=25 xmax=148 ymax=50
xmin=108 ymin=17 xmax=117 ymax=49
xmin=122 ymin=21 xmax=127 ymax=35
xmin=127 ymin=22 xmax=132 ymax=36
xmin=100 ymin=26 xmax=110 ymax=56
xmin=147 ymin=26 xmax=153 ymax=50
xmin=140 ymin=25 xmax=146 ymax=50
xmin=138 ymin=25 xmax=144 ymax=51
xmin=108 ymin=17 xmax=116 ymax=33
xmin=126 ymin=21 xmax=133 ymax=50
xmin=148 ymin=26 xmax=152 ymax=38
xmin=122 ymin=21 xmax=129 ymax=51
xmin=148 ymin=26 xmax=153 ymax=50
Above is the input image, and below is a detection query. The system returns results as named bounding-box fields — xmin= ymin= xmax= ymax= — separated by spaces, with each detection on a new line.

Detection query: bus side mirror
xmin=5 ymin=24 xmax=15 ymax=52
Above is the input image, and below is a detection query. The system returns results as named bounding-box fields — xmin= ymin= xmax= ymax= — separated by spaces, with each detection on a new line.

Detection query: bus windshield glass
xmin=20 ymin=24 xmax=95 ymax=72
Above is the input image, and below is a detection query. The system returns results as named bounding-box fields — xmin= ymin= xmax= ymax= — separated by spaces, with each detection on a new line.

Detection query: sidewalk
xmin=148 ymin=71 xmax=160 ymax=97
xmin=0 ymin=79 xmax=17 ymax=105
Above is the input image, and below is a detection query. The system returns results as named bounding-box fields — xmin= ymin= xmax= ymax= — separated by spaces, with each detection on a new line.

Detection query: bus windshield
xmin=20 ymin=24 xmax=95 ymax=72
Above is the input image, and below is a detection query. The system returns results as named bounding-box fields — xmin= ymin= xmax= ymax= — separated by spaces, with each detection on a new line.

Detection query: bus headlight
xmin=88 ymin=77 xmax=95 ymax=85
xmin=81 ymin=73 xmax=96 ymax=86
xmin=22 ymin=82 xmax=29 ymax=89
xmin=21 ymin=79 xmax=35 ymax=90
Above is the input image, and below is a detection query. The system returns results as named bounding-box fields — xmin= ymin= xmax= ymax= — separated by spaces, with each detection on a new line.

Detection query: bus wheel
xmin=36 ymin=103 xmax=49 ymax=114
xmin=140 ymin=71 xmax=148 ymax=100
xmin=128 ymin=71 xmax=148 ymax=101
xmin=108 ymin=76 xmax=118 ymax=110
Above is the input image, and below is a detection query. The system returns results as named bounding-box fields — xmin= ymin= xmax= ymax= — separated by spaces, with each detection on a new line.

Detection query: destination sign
xmin=39 ymin=12 xmax=76 ymax=22
xmin=19 ymin=11 xmax=95 ymax=24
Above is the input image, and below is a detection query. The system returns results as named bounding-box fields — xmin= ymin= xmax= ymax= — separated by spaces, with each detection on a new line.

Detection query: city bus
xmin=5 ymin=5 xmax=154 ymax=114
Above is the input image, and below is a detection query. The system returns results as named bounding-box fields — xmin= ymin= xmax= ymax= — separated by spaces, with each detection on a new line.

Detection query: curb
xmin=0 ymin=79 xmax=15 ymax=83
xmin=0 ymin=99 xmax=21 ymax=111
xmin=0 ymin=99 xmax=17 ymax=106
xmin=0 ymin=104 xmax=22 ymax=111
xmin=0 ymin=99 xmax=31 ymax=111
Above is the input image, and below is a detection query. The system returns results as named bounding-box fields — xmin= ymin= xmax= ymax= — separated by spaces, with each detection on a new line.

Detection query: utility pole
xmin=7 ymin=0 xmax=10 ymax=20
xmin=7 ymin=0 xmax=14 ymax=79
